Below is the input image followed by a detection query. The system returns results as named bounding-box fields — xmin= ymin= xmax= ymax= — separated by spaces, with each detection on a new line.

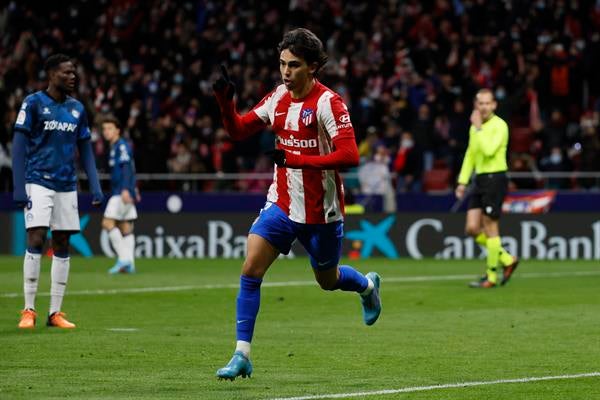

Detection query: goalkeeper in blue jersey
xmin=101 ymin=116 xmax=139 ymax=274
xmin=12 ymin=54 xmax=103 ymax=329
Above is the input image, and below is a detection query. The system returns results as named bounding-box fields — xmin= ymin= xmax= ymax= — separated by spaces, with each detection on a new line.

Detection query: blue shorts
xmin=249 ymin=202 xmax=343 ymax=271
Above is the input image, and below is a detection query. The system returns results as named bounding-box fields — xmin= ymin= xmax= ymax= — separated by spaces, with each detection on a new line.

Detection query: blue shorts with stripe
xmin=248 ymin=202 xmax=343 ymax=271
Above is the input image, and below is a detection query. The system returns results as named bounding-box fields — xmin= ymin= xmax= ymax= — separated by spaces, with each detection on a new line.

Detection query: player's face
xmin=51 ymin=61 xmax=77 ymax=93
xmin=475 ymin=92 xmax=497 ymax=121
xmin=102 ymin=122 xmax=120 ymax=143
xmin=279 ymin=49 xmax=316 ymax=96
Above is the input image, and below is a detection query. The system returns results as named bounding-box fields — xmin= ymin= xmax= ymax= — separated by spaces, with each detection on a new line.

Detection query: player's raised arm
xmin=212 ymin=65 xmax=266 ymax=141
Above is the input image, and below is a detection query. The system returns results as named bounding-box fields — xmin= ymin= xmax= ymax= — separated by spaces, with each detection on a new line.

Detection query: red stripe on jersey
xmin=276 ymin=166 xmax=290 ymax=215
xmin=302 ymin=169 xmax=325 ymax=224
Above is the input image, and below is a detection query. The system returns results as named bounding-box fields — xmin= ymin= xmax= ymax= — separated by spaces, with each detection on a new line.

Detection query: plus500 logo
xmin=278 ymin=137 xmax=318 ymax=148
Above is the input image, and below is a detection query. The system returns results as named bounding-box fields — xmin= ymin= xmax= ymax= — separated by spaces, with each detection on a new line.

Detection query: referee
xmin=455 ymin=88 xmax=519 ymax=288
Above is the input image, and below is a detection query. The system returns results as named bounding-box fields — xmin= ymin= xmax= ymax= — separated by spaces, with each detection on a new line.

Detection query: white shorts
xmin=24 ymin=183 xmax=80 ymax=231
xmin=103 ymin=195 xmax=138 ymax=221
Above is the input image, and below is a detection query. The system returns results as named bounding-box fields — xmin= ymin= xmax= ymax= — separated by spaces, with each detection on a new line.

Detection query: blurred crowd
xmin=1 ymin=0 xmax=600 ymax=194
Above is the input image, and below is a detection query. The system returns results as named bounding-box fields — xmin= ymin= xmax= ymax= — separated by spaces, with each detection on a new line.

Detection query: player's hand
xmin=13 ymin=190 xmax=28 ymax=208
xmin=92 ymin=191 xmax=104 ymax=207
xmin=212 ymin=64 xmax=235 ymax=101
xmin=135 ymin=187 xmax=141 ymax=202
xmin=455 ymin=184 xmax=466 ymax=200
xmin=121 ymin=189 xmax=133 ymax=204
xmin=470 ymin=109 xmax=482 ymax=130
xmin=266 ymin=149 xmax=286 ymax=167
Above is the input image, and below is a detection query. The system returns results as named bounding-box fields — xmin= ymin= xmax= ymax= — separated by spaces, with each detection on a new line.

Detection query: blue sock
xmin=236 ymin=275 xmax=262 ymax=343
xmin=333 ymin=265 xmax=368 ymax=292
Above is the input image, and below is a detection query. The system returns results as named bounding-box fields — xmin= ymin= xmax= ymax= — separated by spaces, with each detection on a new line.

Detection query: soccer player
xmin=455 ymin=88 xmax=519 ymax=288
xmin=101 ymin=116 xmax=139 ymax=274
xmin=212 ymin=28 xmax=382 ymax=380
xmin=12 ymin=54 xmax=103 ymax=329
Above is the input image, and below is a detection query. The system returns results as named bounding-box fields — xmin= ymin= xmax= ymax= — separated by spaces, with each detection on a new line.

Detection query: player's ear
xmin=308 ymin=62 xmax=318 ymax=75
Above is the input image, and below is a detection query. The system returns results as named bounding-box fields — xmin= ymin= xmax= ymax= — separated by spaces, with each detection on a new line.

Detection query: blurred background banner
xmin=4 ymin=210 xmax=598 ymax=261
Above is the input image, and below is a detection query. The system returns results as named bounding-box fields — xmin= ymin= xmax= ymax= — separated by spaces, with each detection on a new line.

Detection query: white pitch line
xmin=265 ymin=372 xmax=600 ymax=400
xmin=106 ymin=328 xmax=139 ymax=332
xmin=1 ymin=270 xmax=600 ymax=298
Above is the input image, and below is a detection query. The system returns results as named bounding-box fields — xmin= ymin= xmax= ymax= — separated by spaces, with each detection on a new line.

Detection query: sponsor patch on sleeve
xmin=16 ymin=110 xmax=26 ymax=125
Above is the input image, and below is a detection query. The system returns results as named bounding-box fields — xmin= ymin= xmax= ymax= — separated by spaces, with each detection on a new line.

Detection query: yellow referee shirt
xmin=457 ymin=114 xmax=509 ymax=185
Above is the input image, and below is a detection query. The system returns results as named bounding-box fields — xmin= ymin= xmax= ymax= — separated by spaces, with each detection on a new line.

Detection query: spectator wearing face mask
xmin=538 ymin=146 xmax=572 ymax=189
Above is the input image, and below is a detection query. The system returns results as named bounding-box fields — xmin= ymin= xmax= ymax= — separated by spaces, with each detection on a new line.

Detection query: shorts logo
xmin=26 ymin=213 xmax=34 ymax=222
xmin=26 ymin=198 xmax=32 ymax=210
xmin=301 ymin=108 xmax=314 ymax=126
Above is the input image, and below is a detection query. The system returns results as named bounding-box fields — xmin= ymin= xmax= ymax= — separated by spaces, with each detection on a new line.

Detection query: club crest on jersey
xmin=301 ymin=108 xmax=314 ymax=126
xmin=71 ymin=109 xmax=80 ymax=118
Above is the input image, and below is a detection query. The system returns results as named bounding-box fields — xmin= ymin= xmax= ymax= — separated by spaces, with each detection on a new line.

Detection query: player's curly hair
xmin=44 ymin=53 xmax=72 ymax=72
xmin=278 ymin=28 xmax=328 ymax=73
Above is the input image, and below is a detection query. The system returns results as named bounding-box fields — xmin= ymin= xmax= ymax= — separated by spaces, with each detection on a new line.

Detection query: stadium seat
xmin=510 ymin=126 xmax=533 ymax=153
xmin=422 ymin=168 xmax=452 ymax=192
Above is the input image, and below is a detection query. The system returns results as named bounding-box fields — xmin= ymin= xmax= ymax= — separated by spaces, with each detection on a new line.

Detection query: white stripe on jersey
xmin=267 ymin=165 xmax=279 ymax=203
xmin=284 ymin=102 xmax=303 ymax=131
xmin=287 ymin=167 xmax=306 ymax=222
xmin=253 ymin=85 xmax=288 ymax=124
xmin=316 ymin=91 xmax=339 ymax=139
xmin=322 ymin=170 xmax=341 ymax=223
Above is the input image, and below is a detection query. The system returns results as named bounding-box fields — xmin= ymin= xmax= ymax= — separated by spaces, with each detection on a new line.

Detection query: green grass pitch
xmin=1 ymin=256 xmax=599 ymax=399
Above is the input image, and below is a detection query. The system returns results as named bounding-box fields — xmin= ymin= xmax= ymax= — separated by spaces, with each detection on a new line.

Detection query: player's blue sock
xmin=236 ymin=275 xmax=262 ymax=343
xmin=333 ymin=265 xmax=369 ymax=292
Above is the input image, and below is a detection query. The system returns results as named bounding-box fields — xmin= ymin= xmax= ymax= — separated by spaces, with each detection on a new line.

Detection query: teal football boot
xmin=108 ymin=260 xmax=134 ymax=274
xmin=216 ymin=351 xmax=253 ymax=380
xmin=361 ymin=272 xmax=381 ymax=325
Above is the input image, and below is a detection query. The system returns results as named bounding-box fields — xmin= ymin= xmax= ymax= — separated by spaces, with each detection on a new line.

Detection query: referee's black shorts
xmin=467 ymin=172 xmax=508 ymax=219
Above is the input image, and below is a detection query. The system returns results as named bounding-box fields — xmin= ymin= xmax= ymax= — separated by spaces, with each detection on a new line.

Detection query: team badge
xmin=301 ymin=108 xmax=314 ymax=126
xmin=71 ymin=109 xmax=80 ymax=118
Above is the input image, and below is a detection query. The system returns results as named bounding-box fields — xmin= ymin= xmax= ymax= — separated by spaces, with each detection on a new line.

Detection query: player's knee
xmin=51 ymin=233 xmax=70 ymax=254
xmin=102 ymin=218 xmax=115 ymax=231
xmin=316 ymin=277 xmax=337 ymax=291
xmin=27 ymin=229 xmax=46 ymax=250
xmin=465 ymin=225 xmax=479 ymax=237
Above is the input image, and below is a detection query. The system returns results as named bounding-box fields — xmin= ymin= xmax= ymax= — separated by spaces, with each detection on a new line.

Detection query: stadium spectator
xmin=12 ymin=54 xmax=103 ymax=329
xmin=1 ymin=1 xmax=600 ymax=191
xmin=393 ymin=131 xmax=423 ymax=193
xmin=212 ymin=28 xmax=381 ymax=381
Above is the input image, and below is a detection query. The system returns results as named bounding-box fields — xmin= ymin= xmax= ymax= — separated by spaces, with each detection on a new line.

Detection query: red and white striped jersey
xmin=250 ymin=81 xmax=355 ymax=224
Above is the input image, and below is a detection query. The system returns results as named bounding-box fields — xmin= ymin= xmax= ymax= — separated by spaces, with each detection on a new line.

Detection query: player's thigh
xmin=51 ymin=190 xmax=80 ymax=232
xmin=24 ymin=183 xmax=53 ymax=229
xmin=248 ymin=202 xmax=296 ymax=256
xmin=297 ymin=220 xmax=343 ymax=271
xmin=104 ymin=195 xmax=138 ymax=221
xmin=243 ymin=234 xmax=280 ymax=278
xmin=102 ymin=217 xmax=117 ymax=230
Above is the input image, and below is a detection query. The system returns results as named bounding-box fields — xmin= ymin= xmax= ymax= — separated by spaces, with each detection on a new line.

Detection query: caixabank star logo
xmin=345 ymin=215 xmax=399 ymax=259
